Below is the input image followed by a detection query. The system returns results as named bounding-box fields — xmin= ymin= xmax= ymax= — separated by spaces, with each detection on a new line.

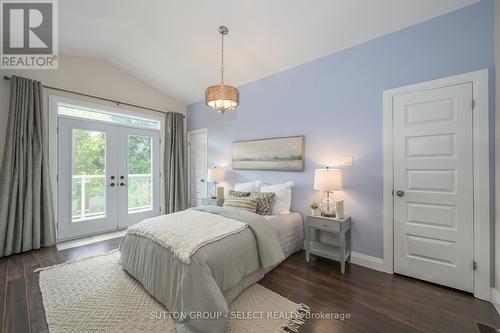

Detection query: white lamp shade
xmin=207 ymin=168 xmax=225 ymax=182
xmin=314 ymin=168 xmax=342 ymax=191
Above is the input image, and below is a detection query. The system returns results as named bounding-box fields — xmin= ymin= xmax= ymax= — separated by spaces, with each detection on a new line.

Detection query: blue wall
xmin=187 ymin=0 xmax=495 ymax=259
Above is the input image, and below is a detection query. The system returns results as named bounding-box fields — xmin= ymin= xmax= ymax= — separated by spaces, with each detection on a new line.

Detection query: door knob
xmin=109 ymin=183 xmax=115 ymax=187
xmin=110 ymin=176 xmax=115 ymax=180
xmin=200 ymin=179 xmax=205 ymax=183
xmin=120 ymin=182 xmax=127 ymax=187
xmin=396 ymin=190 xmax=405 ymax=197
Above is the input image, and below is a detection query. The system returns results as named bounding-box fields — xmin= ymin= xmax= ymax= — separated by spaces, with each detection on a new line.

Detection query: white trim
xmin=56 ymin=230 xmax=127 ymax=251
xmin=491 ymin=288 xmax=500 ymax=315
xmin=382 ymin=69 xmax=490 ymax=301
xmin=187 ymin=128 xmax=208 ymax=206
xmin=351 ymin=252 xmax=384 ymax=272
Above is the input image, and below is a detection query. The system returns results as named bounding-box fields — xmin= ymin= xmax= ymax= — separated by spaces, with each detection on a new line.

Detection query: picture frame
xmin=232 ymin=135 xmax=304 ymax=172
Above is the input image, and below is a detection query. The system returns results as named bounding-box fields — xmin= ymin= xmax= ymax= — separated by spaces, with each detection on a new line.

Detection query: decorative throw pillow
xmin=228 ymin=190 xmax=251 ymax=197
xmin=223 ymin=196 xmax=258 ymax=213
xmin=250 ymin=192 xmax=276 ymax=215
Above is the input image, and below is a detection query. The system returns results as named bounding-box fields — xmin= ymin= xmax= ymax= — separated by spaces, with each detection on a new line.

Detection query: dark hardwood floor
xmin=0 ymin=237 xmax=498 ymax=333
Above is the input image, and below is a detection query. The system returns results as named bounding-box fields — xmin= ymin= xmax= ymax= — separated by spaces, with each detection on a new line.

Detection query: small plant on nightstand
xmin=309 ymin=201 xmax=320 ymax=216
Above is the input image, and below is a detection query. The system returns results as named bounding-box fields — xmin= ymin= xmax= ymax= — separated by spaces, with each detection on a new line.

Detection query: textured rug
xmin=37 ymin=251 xmax=309 ymax=333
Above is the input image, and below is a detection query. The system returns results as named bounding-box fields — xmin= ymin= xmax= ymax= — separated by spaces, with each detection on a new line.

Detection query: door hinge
xmin=472 ymin=99 xmax=475 ymax=110
xmin=473 ymin=261 xmax=478 ymax=271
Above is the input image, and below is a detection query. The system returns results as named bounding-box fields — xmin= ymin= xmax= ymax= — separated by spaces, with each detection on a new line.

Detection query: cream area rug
xmin=37 ymin=251 xmax=309 ymax=333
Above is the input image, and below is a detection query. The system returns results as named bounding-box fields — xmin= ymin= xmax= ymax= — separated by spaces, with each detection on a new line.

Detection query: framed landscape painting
xmin=232 ymin=135 xmax=304 ymax=172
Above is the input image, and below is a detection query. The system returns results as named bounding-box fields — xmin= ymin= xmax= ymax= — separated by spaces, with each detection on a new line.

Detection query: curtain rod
xmin=3 ymin=75 xmax=185 ymax=118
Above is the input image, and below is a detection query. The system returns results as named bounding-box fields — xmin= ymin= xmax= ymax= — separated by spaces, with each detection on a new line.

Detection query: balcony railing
xmin=72 ymin=174 xmax=152 ymax=221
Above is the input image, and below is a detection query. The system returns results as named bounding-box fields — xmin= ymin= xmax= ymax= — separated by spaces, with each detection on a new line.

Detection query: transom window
xmin=58 ymin=104 xmax=160 ymax=129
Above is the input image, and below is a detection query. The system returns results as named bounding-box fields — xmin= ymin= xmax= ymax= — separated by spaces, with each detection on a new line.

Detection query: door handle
xmin=200 ymin=179 xmax=205 ymax=183
xmin=396 ymin=190 xmax=405 ymax=197
xmin=120 ymin=182 xmax=127 ymax=187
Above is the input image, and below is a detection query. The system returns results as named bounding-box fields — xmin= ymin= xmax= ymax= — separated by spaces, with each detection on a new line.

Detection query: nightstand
xmin=201 ymin=198 xmax=225 ymax=206
xmin=305 ymin=215 xmax=351 ymax=273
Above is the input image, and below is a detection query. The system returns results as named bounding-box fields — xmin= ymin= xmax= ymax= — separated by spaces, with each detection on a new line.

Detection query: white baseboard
xmin=302 ymin=241 xmax=385 ymax=273
xmin=350 ymin=251 xmax=385 ymax=272
xmin=491 ymin=288 xmax=500 ymax=315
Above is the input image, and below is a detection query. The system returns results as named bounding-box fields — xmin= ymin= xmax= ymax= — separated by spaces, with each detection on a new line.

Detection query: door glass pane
xmin=71 ymin=129 xmax=106 ymax=222
xmin=128 ymin=135 xmax=153 ymax=213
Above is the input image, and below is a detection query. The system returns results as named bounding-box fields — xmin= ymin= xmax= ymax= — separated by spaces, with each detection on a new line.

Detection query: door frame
xmin=48 ymin=94 xmax=165 ymax=241
xmin=382 ymin=69 xmax=490 ymax=300
xmin=187 ymin=128 xmax=208 ymax=207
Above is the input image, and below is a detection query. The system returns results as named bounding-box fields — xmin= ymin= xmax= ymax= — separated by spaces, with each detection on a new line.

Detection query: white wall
xmin=0 ymin=54 xmax=185 ymax=164
xmin=495 ymin=0 xmax=500 ymax=296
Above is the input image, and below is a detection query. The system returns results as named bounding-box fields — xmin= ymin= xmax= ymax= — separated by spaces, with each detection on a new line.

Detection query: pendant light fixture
xmin=205 ymin=26 xmax=239 ymax=113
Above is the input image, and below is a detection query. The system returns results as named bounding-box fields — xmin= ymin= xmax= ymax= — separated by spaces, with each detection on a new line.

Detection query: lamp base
xmin=321 ymin=212 xmax=336 ymax=218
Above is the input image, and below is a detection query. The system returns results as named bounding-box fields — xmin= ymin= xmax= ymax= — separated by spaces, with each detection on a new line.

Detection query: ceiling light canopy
xmin=205 ymin=26 xmax=239 ymax=113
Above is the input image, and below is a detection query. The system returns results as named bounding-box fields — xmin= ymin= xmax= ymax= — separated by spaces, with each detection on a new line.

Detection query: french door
xmin=57 ymin=117 xmax=160 ymax=240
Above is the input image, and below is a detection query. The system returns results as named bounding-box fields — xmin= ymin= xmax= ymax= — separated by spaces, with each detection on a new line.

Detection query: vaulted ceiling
xmin=60 ymin=0 xmax=478 ymax=104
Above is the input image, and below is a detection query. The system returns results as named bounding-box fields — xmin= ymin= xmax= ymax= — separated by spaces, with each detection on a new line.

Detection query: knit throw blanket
xmin=126 ymin=209 xmax=248 ymax=264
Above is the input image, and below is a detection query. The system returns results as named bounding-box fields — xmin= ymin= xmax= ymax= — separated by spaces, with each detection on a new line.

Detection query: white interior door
xmin=188 ymin=129 xmax=207 ymax=207
xmin=58 ymin=118 xmax=119 ymax=240
xmin=118 ymin=127 xmax=160 ymax=227
xmin=393 ymin=83 xmax=474 ymax=292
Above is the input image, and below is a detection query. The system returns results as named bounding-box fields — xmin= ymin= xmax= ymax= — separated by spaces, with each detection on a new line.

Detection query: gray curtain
xmin=164 ymin=112 xmax=188 ymax=213
xmin=0 ymin=76 xmax=56 ymax=257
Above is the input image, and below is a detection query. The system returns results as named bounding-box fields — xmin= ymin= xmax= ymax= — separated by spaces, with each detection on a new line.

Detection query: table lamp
xmin=314 ymin=167 xmax=342 ymax=217
xmin=207 ymin=167 xmax=225 ymax=199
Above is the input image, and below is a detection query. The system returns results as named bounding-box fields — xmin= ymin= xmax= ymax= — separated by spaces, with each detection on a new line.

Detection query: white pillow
xmin=260 ymin=181 xmax=294 ymax=215
xmin=234 ymin=180 xmax=263 ymax=193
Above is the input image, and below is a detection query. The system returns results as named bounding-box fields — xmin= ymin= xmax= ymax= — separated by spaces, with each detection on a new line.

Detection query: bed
xmin=119 ymin=206 xmax=303 ymax=333
xmin=263 ymin=212 xmax=304 ymax=258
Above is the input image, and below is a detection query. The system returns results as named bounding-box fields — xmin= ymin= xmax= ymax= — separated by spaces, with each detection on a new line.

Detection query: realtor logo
xmin=1 ymin=0 xmax=58 ymax=68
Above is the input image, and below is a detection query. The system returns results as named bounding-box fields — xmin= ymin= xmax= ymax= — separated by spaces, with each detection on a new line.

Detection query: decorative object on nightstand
xmin=309 ymin=201 xmax=320 ymax=216
xmin=207 ymin=167 xmax=225 ymax=199
xmin=201 ymin=197 xmax=225 ymax=206
xmin=216 ymin=186 xmax=225 ymax=200
xmin=314 ymin=167 xmax=342 ymax=217
xmin=305 ymin=215 xmax=351 ymax=273
xmin=335 ymin=200 xmax=344 ymax=218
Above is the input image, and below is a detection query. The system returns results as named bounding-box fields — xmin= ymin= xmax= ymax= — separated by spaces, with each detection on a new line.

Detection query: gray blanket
xmin=119 ymin=206 xmax=285 ymax=333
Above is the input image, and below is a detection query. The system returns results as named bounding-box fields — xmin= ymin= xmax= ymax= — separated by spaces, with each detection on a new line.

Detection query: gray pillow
xmin=228 ymin=190 xmax=251 ymax=197
xmin=223 ymin=196 xmax=258 ymax=213
xmin=250 ymin=192 xmax=276 ymax=215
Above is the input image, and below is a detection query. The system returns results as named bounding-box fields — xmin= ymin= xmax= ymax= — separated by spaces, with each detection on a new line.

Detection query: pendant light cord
xmin=220 ymin=28 xmax=225 ymax=109
xmin=220 ymin=31 xmax=225 ymax=85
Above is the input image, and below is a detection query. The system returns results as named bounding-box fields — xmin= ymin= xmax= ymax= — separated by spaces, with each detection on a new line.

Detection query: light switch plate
xmin=342 ymin=156 xmax=353 ymax=166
